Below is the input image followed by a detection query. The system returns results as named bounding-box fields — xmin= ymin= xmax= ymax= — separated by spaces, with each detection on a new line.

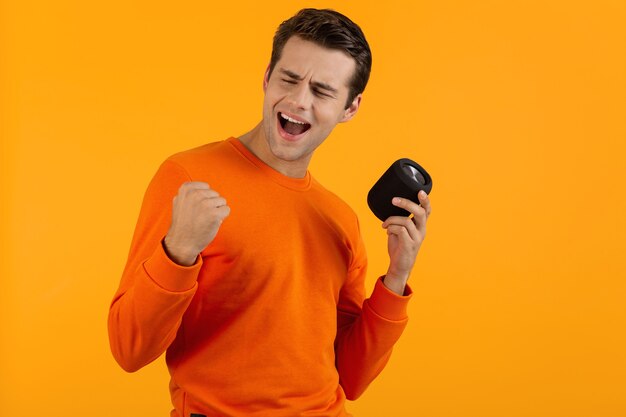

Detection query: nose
xmin=286 ymin=82 xmax=313 ymax=110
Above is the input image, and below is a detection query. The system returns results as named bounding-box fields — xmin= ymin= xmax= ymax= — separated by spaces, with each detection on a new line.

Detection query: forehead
xmin=277 ymin=36 xmax=356 ymax=89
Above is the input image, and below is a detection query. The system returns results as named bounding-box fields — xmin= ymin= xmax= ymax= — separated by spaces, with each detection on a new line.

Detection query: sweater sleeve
xmin=108 ymin=159 xmax=201 ymax=372
xmin=334 ymin=225 xmax=413 ymax=400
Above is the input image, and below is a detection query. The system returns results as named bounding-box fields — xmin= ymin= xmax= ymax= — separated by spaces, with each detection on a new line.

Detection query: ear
xmin=263 ymin=64 xmax=271 ymax=92
xmin=340 ymin=93 xmax=362 ymax=123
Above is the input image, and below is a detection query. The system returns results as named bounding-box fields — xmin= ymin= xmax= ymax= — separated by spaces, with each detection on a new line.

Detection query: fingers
xmin=382 ymin=191 xmax=431 ymax=238
xmin=385 ymin=224 xmax=412 ymax=240
xmin=392 ymin=191 xmax=430 ymax=224
xmin=390 ymin=191 xmax=430 ymax=217
xmin=417 ymin=190 xmax=432 ymax=218
xmin=175 ymin=182 xmax=226 ymax=205
xmin=180 ymin=181 xmax=210 ymax=190
xmin=213 ymin=204 xmax=231 ymax=221
xmin=171 ymin=181 xmax=231 ymax=230
xmin=382 ymin=216 xmax=420 ymax=241
xmin=178 ymin=182 xmax=220 ymax=197
xmin=204 ymin=196 xmax=227 ymax=208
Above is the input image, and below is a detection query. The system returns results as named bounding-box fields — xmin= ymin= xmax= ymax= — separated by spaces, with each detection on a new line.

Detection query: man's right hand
xmin=163 ymin=181 xmax=230 ymax=266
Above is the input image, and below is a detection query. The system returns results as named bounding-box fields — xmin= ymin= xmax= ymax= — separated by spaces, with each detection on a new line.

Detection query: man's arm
xmin=107 ymin=160 xmax=229 ymax=372
xmin=335 ymin=191 xmax=431 ymax=399
xmin=335 ymin=275 xmax=412 ymax=400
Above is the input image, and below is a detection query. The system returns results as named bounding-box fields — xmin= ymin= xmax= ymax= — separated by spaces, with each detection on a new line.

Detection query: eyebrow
xmin=279 ymin=68 xmax=339 ymax=94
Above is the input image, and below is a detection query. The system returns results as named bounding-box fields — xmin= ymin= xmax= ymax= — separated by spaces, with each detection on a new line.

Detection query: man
xmin=108 ymin=8 xmax=431 ymax=417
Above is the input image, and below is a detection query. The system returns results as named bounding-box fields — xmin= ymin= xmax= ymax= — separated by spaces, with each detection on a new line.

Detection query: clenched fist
xmin=163 ymin=182 xmax=230 ymax=266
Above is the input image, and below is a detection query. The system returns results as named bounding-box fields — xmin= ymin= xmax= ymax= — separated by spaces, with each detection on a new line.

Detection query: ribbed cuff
xmin=143 ymin=240 xmax=202 ymax=292
xmin=368 ymin=277 xmax=413 ymax=321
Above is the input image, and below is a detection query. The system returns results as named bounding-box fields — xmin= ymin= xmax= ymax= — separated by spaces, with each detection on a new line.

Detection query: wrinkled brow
xmin=279 ymin=68 xmax=338 ymax=94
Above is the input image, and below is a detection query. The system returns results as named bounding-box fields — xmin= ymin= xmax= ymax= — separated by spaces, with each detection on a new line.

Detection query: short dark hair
xmin=268 ymin=8 xmax=372 ymax=109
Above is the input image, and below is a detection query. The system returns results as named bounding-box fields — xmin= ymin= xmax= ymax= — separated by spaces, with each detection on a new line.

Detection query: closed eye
xmin=280 ymin=76 xmax=334 ymax=98
xmin=313 ymin=89 xmax=332 ymax=98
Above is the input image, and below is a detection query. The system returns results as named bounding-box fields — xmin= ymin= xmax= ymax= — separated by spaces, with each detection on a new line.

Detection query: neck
xmin=238 ymin=122 xmax=309 ymax=179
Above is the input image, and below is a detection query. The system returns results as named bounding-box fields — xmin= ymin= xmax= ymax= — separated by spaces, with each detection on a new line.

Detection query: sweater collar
xmin=228 ymin=137 xmax=312 ymax=191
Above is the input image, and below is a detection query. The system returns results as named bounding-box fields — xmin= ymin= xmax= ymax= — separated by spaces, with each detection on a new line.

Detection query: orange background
xmin=2 ymin=1 xmax=625 ymax=416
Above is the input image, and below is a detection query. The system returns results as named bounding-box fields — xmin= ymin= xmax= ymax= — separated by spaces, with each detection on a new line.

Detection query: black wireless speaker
xmin=367 ymin=158 xmax=433 ymax=221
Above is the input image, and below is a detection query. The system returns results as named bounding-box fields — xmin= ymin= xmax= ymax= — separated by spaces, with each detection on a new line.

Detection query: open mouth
xmin=278 ymin=112 xmax=311 ymax=136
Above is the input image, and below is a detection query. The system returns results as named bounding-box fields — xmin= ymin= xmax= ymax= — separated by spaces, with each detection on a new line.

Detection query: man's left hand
xmin=382 ymin=190 xmax=432 ymax=295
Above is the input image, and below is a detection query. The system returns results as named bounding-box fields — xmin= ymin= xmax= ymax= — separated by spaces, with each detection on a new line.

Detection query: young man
xmin=108 ymin=8 xmax=431 ymax=417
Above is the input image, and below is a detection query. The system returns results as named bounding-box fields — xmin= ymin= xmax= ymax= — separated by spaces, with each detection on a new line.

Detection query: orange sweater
xmin=108 ymin=138 xmax=412 ymax=417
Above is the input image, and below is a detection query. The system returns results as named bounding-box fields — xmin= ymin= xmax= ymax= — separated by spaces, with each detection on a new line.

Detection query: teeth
xmin=280 ymin=113 xmax=307 ymax=125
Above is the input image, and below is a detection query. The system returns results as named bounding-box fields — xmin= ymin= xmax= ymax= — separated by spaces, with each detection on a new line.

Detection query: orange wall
xmin=1 ymin=1 xmax=625 ymax=416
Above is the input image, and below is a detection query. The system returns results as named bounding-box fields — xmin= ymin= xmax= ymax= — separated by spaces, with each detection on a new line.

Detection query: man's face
xmin=261 ymin=36 xmax=361 ymax=176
